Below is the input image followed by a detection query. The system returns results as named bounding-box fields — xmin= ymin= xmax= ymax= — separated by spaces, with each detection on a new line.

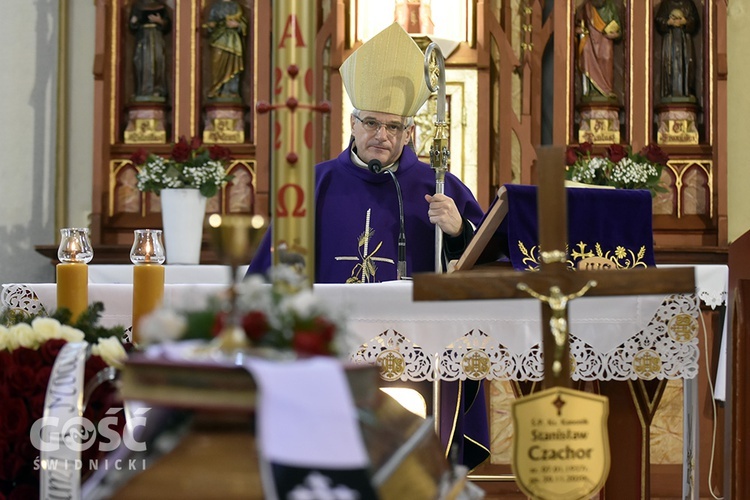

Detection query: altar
xmin=0 ymin=264 xmax=728 ymax=498
xmin=0 ymin=280 xmax=706 ymax=382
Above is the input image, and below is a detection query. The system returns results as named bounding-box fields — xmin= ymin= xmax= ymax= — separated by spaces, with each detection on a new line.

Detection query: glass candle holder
xmin=57 ymin=228 xmax=94 ymax=263
xmin=130 ymin=229 xmax=166 ymax=265
xmin=130 ymin=229 xmax=166 ymax=344
xmin=56 ymin=228 xmax=93 ymax=322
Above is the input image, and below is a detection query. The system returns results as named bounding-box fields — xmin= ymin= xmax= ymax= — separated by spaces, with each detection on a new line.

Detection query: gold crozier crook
xmin=424 ymin=43 xmax=449 ymax=273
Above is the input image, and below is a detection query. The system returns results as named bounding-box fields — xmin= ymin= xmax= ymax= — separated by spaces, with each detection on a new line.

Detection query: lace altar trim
xmin=1 ymin=283 xmax=48 ymax=317
xmin=350 ymin=294 xmax=700 ymax=382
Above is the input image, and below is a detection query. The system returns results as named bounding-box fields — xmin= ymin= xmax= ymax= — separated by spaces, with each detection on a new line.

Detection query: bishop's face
xmin=350 ymin=110 xmax=413 ymax=167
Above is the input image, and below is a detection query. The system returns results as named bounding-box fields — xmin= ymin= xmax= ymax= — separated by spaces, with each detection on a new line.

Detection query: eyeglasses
xmin=354 ymin=115 xmax=407 ymax=136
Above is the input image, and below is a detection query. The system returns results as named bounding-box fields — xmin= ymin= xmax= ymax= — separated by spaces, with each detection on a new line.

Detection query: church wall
xmin=0 ymin=2 xmax=60 ymax=284
xmin=727 ymin=2 xmax=750 ymax=243
xmin=67 ymin=3 xmax=96 ymax=235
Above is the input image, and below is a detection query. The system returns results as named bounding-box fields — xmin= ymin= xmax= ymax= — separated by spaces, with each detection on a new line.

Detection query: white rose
xmin=138 ymin=308 xmax=187 ymax=344
xmin=32 ymin=317 xmax=63 ymax=341
xmin=92 ymin=336 xmax=127 ymax=369
xmin=59 ymin=325 xmax=85 ymax=343
xmin=12 ymin=322 xmax=42 ymax=349
xmin=0 ymin=325 xmax=9 ymax=350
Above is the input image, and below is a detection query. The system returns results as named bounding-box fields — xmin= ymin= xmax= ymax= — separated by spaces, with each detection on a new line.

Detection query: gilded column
xmin=258 ymin=2 xmax=320 ymax=287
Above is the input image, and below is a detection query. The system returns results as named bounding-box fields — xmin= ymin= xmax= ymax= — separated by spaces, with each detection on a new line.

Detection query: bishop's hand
xmin=425 ymin=193 xmax=463 ymax=237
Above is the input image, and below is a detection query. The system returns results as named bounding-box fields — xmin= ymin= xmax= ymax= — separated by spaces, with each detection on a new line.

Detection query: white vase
xmin=160 ymin=188 xmax=207 ymax=264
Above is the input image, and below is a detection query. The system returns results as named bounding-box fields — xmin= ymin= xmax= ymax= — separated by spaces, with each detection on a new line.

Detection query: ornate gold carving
xmin=667 ymin=313 xmax=698 ymax=343
xmin=124 ymin=118 xmax=167 ymax=144
xmin=656 ymin=108 xmax=699 ymax=145
xmin=661 ymin=159 xmax=713 ymax=219
xmin=462 ymin=349 xmax=491 ymax=380
xmin=578 ymin=107 xmax=620 ymax=144
xmin=633 ymin=349 xmax=662 ymax=379
xmin=203 ymin=118 xmax=244 ymax=144
xmin=376 ymin=349 xmax=405 ymax=381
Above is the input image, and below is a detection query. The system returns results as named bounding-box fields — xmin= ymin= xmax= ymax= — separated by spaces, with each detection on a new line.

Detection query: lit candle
xmin=56 ymin=228 xmax=94 ymax=323
xmin=130 ymin=229 xmax=166 ymax=343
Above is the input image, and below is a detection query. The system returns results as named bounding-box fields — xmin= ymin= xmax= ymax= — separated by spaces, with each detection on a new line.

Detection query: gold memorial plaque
xmin=511 ymin=387 xmax=610 ymax=500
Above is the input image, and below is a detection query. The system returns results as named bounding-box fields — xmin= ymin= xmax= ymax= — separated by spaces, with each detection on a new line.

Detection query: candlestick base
xmin=210 ymin=325 xmax=250 ymax=353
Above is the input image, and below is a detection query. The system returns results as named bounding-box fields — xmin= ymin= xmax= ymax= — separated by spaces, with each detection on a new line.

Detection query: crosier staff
xmin=424 ymin=43 xmax=449 ymax=273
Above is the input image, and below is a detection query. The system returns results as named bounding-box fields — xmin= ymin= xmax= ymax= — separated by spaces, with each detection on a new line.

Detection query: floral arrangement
xmin=0 ymin=304 xmax=128 ymax=498
xmin=564 ymin=142 xmax=669 ymax=197
xmin=131 ymin=135 xmax=233 ymax=197
xmin=139 ymin=271 xmax=348 ymax=357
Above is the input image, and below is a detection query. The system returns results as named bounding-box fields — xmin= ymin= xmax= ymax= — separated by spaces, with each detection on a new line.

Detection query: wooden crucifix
xmin=414 ymin=146 xmax=695 ymax=387
xmin=413 ymin=146 xmax=697 ymax=499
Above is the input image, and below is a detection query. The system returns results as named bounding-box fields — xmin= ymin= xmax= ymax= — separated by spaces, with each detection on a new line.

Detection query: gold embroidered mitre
xmin=339 ymin=22 xmax=432 ymax=117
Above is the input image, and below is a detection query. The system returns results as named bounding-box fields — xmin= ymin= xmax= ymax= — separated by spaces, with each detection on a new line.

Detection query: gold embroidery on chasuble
xmin=335 ymin=209 xmax=395 ymax=283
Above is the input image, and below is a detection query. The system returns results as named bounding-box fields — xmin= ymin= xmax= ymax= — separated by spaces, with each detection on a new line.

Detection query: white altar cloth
xmin=1 ymin=281 xmax=700 ymax=382
xmin=87 ymin=265 xmax=249 ymax=284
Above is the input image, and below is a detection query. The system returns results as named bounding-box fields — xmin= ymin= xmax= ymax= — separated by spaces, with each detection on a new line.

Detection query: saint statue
xmin=203 ymin=0 xmax=248 ymax=101
xmin=655 ymin=0 xmax=700 ymax=103
xmin=129 ymin=0 xmax=171 ymax=101
xmin=575 ymin=0 xmax=622 ymax=102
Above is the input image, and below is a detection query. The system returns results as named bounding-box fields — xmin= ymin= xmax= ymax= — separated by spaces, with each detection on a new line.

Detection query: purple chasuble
xmin=247 ymin=145 xmax=484 ymax=283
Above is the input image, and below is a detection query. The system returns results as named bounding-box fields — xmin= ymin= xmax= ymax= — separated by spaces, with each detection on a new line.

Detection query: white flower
xmin=92 ymin=336 xmax=128 ymax=369
xmin=235 ymin=276 xmax=273 ymax=312
xmin=280 ymin=290 xmax=319 ymax=319
xmin=31 ymin=317 xmax=63 ymax=341
xmin=59 ymin=325 xmax=86 ymax=343
xmin=138 ymin=308 xmax=187 ymax=344
xmin=0 ymin=325 xmax=9 ymax=350
xmin=12 ymin=322 xmax=43 ymax=349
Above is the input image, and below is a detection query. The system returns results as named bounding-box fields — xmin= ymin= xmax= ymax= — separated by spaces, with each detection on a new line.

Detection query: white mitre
xmin=339 ymin=22 xmax=432 ymax=117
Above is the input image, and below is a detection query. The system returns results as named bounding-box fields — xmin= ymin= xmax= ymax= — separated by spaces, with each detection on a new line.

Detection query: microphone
xmin=367 ymin=158 xmax=382 ymax=174
xmin=368 ymin=159 xmax=407 ymax=280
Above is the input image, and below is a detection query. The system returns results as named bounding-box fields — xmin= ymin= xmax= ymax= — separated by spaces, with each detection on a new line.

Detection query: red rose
xmin=578 ymin=142 xmax=593 ymax=155
xmin=292 ymin=330 xmax=331 ymax=356
xmin=564 ymin=146 xmax=579 ymax=166
xmin=33 ymin=366 xmax=52 ymax=392
xmin=39 ymin=339 xmax=67 ymax=365
xmin=13 ymin=347 xmax=43 ymax=371
xmin=241 ymin=311 xmax=269 ymax=341
xmin=211 ymin=311 xmax=228 ymax=337
xmin=189 ymin=136 xmax=203 ymax=151
xmin=8 ymin=364 xmax=36 ymax=398
xmin=129 ymin=148 xmax=149 ymax=166
xmin=84 ymin=355 xmax=109 ymax=382
xmin=208 ymin=144 xmax=232 ymax=162
xmin=640 ymin=144 xmax=669 ymax=165
xmin=170 ymin=136 xmax=192 ymax=162
xmin=0 ymin=350 xmax=14 ymax=379
xmin=28 ymin=393 xmax=46 ymax=422
xmin=312 ymin=317 xmax=336 ymax=342
xmin=606 ymin=144 xmax=627 ymax=163
xmin=0 ymin=398 xmax=29 ymax=440
xmin=7 ymin=483 xmax=39 ymax=500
